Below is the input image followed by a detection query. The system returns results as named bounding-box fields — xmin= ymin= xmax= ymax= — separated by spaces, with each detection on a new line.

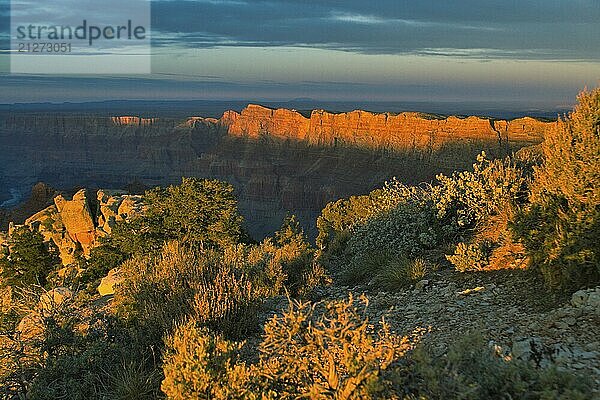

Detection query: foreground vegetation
xmin=319 ymin=88 xmax=599 ymax=292
xmin=0 ymin=89 xmax=598 ymax=399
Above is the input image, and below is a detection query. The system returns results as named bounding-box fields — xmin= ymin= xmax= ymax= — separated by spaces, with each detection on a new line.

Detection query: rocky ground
xmin=262 ymin=270 xmax=600 ymax=393
xmin=8 ymin=264 xmax=598 ymax=396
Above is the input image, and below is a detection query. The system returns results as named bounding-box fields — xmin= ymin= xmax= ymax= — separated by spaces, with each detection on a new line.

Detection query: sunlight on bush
xmin=514 ymin=88 xmax=600 ymax=289
xmin=115 ymin=242 xmax=206 ymax=340
xmin=446 ymin=241 xmax=492 ymax=272
xmin=192 ymin=249 xmax=260 ymax=340
xmin=162 ymin=295 xmax=420 ymax=400
xmin=115 ymin=242 xmax=265 ymax=342
xmin=161 ymin=322 xmax=250 ymax=400
xmin=406 ymin=258 xmax=428 ymax=281
xmin=162 ymin=297 xmax=591 ymax=400
xmin=0 ymin=286 xmax=122 ymax=399
xmin=322 ymin=152 xmax=528 ymax=284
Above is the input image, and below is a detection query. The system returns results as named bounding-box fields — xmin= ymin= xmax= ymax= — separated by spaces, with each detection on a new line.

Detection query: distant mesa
xmin=181 ymin=116 xmax=220 ymax=129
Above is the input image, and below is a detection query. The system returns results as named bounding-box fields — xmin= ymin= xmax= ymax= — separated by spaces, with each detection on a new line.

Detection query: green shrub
xmin=433 ymin=154 xmax=527 ymax=230
xmin=145 ymin=177 xmax=244 ymax=248
xmin=446 ymin=241 xmax=493 ymax=272
xmin=192 ymin=249 xmax=261 ymax=340
xmin=105 ymin=177 xmax=246 ymax=257
xmin=442 ymin=156 xmax=529 ymax=273
xmin=105 ymin=359 xmax=163 ymax=400
xmin=0 ymin=288 xmax=126 ymax=399
xmin=240 ymin=215 xmax=327 ymax=299
xmin=115 ymin=241 xmax=282 ymax=342
xmin=114 ymin=242 xmax=205 ymax=343
xmin=514 ymin=88 xmax=600 ymax=289
xmin=78 ymin=243 xmax=126 ymax=288
xmin=345 ymin=202 xmax=446 ymax=269
xmin=316 ymin=188 xmax=401 ymax=251
xmin=343 ymin=252 xmax=430 ymax=290
xmin=319 ymin=153 xmax=528 ymax=284
xmin=341 ymin=250 xmax=396 ymax=284
xmin=273 ymin=214 xmax=323 ymax=296
xmin=372 ymin=257 xmax=430 ymax=290
xmin=0 ymin=227 xmax=60 ymax=288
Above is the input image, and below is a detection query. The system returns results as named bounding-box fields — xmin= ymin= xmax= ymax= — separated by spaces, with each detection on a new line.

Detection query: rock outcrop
xmin=226 ymin=105 xmax=311 ymax=140
xmin=96 ymin=190 xmax=144 ymax=235
xmin=54 ymin=190 xmax=97 ymax=256
xmin=21 ymin=189 xmax=144 ymax=265
xmin=571 ymin=287 xmax=600 ymax=311
xmin=97 ymin=268 xmax=123 ymax=296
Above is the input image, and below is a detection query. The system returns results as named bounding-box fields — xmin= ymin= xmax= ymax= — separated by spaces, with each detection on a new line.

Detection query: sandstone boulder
xmin=54 ymin=190 xmax=97 ymax=256
xmin=11 ymin=189 xmax=145 ymax=265
xmin=23 ymin=204 xmax=79 ymax=265
xmin=97 ymin=190 xmax=124 ymax=234
xmin=39 ymin=287 xmax=73 ymax=311
xmin=98 ymin=268 xmax=123 ymax=296
xmin=16 ymin=312 xmax=45 ymax=341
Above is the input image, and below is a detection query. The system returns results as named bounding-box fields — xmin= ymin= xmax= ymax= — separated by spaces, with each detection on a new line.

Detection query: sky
xmin=0 ymin=0 xmax=598 ymax=106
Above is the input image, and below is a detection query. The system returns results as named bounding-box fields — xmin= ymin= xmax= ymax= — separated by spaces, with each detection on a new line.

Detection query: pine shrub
xmin=514 ymin=88 xmax=600 ymax=289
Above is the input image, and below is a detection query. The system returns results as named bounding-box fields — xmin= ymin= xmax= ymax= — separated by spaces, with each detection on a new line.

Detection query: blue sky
xmin=0 ymin=0 xmax=598 ymax=105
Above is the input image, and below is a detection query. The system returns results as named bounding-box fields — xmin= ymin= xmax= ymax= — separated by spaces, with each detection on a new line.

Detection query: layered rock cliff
xmin=224 ymin=105 xmax=553 ymax=149
xmin=0 ymin=106 xmax=554 ymax=238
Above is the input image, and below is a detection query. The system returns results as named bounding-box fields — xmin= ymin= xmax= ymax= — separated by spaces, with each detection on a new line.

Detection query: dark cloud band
xmin=149 ymin=0 xmax=600 ymax=60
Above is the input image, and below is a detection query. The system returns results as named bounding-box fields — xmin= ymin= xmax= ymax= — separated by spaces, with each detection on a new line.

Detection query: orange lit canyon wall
xmin=224 ymin=105 xmax=554 ymax=148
